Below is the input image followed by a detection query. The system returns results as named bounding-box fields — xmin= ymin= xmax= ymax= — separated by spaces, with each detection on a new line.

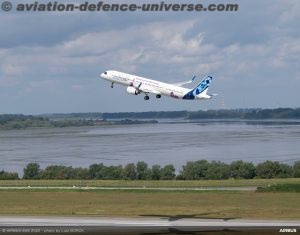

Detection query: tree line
xmin=1 ymin=160 xmax=299 ymax=180
xmin=187 ymin=108 xmax=300 ymax=119
xmin=2 ymin=108 xmax=300 ymax=130
xmin=102 ymin=108 xmax=300 ymax=119
xmin=0 ymin=114 xmax=96 ymax=130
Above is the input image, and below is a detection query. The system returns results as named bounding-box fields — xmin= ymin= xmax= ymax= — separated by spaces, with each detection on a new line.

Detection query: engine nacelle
xmin=126 ymin=86 xmax=139 ymax=95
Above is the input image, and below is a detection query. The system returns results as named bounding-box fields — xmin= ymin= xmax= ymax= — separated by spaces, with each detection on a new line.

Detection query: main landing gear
xmin=144 ymin=95 xmax=149 ymax=100
xmin=110 ymin=82 xmax=114 ymax=88
xmin=156 ymin=94 xmax=161 ymax=98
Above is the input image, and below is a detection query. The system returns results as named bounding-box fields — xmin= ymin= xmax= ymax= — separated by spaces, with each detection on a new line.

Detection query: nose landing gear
xmin=156 ymin=94 xmax=161 ymax=98
xmin=111 ymin=82 xmax=114 ymax=88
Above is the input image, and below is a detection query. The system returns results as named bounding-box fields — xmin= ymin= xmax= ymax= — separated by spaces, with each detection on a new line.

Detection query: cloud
xmin=1 ymin=17 xmax=299 ymax=82
xmin=0 ymin=0 xmax=300 ymax=113
xmin=279 ymin=0 xmax=300 ymax=24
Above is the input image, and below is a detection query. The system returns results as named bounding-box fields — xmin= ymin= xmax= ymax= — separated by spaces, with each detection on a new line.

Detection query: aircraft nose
xmin=100 ymin=71 xmax=108 ymax=78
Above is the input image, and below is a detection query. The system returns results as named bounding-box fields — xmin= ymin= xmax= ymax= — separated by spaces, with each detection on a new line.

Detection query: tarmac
xmin=0 ymin=216 xmax=299 ymax=234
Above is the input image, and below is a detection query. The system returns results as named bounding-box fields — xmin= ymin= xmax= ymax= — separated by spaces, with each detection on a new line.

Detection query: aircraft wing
xmin=172 ymin=76 xmax=196 ymax=87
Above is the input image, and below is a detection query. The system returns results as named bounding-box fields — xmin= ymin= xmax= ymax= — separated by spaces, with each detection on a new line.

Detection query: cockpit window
xmin=104 ymin=71 xmax=107 ymax=75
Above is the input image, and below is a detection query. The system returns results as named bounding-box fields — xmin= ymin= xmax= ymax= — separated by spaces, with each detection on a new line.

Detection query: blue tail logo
xmin=182 ymin=76 xmax=212 ymax=100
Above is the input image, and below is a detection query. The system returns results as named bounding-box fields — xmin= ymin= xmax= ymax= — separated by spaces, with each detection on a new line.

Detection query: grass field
xmin=0 ymin=190 xmax=299 ymax=219
xmin=1 ymin=179 xmax=299 ymax=219
xmin=257 ymin=184 xmax=300 ymax=192
xmin=1 ymin=178 xmax=300 ymax=187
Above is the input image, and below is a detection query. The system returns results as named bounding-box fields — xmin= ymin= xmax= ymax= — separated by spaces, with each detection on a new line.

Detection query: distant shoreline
xmin=38 ymin=108 xmax=300 ymax=120
xmin=0 ymin=117 xmax=158 ymax=131
xmin=1 ymin=108 xmax=300 ymax=130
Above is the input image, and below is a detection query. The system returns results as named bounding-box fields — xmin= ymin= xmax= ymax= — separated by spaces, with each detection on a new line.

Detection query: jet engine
xmin=126 ymin=86 xmax=140 ymax=95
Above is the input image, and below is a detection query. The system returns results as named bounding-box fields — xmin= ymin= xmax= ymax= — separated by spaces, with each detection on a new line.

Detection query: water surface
xmin=0 ymin=120 xmax=299 ymax=174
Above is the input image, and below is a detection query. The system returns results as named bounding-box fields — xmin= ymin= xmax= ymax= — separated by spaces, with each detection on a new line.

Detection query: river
xmin=0 ymin=120 xmax=299 ymax=174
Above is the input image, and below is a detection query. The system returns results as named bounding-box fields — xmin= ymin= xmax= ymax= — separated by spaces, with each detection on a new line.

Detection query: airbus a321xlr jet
xmin=100 ymin=70 xmax=216 ymax=100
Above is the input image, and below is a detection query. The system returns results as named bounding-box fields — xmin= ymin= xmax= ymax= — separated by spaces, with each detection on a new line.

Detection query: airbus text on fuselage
xmin=100 ymin=70 xmax=216 ymax=100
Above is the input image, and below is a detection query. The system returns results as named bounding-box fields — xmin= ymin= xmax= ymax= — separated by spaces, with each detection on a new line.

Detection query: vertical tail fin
xmin=183 ymin=76 xmax=212 ymax=99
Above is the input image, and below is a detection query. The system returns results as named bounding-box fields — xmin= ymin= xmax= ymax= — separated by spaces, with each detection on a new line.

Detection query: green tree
xmin=205 ymin=161 xmax=230 ymax=180
xmin=88 ymin=163 xmax=107 ymax=179
xmin=230 ymin=161 xmax=256 ymax=179
xmin=160 ymin=164 xmax=176 ymax=180
xmin=293 ymin=161 xmax=300 ymax=178
xmin=256 ymin=161 xmax=281 ymax=179
xmin=0 ymin=170 xmax=19 ymax=180
xmin=23 ymin=163 xmax=41 ymax=179
xmin=145 ymin=169 xmax=153 ymax=180
xmin=41 ymin=165 xmax=74 ymax=179
xmin=136 ymin=161 xmax=148 ymax=180
xmin=123 ymin=163 xmax=137 ymax=180
xmin=105 ymin=165 xmax=123 ymax=179
xmin=150 ymin=165 xmax=161 ymax=180
xmin=278 ymin=163 xmax=293 ymax=178
xmin=73 ymin=167 xmax=90 ymax=180
xmin=181 ymin=160 xmax=209 ymax=180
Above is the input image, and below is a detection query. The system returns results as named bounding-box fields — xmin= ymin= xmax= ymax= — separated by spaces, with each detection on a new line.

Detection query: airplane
xmin=100 ymin=70 xmax=216 ymax=100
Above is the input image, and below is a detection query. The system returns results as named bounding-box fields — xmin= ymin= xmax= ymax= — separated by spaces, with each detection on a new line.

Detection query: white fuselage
xmin=100 ymin=70 xmax=207 ymax=99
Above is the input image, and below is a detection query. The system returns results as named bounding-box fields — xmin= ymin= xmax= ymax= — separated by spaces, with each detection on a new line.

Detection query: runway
xmin=0 ymin=216 xmax=299 ymax=234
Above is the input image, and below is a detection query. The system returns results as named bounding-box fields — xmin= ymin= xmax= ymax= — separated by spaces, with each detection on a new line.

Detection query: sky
xmin=0 ymin=0 xmax=299 ymax=114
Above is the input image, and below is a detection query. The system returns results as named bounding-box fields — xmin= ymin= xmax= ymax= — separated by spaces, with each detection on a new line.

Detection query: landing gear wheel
xmin=144 ymin=95 xmax=149 ymax=100
xmin=111 ymin=82 xmax=114 ymax=88
xmin=156 ymin=94 xmax=161 ymax=98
